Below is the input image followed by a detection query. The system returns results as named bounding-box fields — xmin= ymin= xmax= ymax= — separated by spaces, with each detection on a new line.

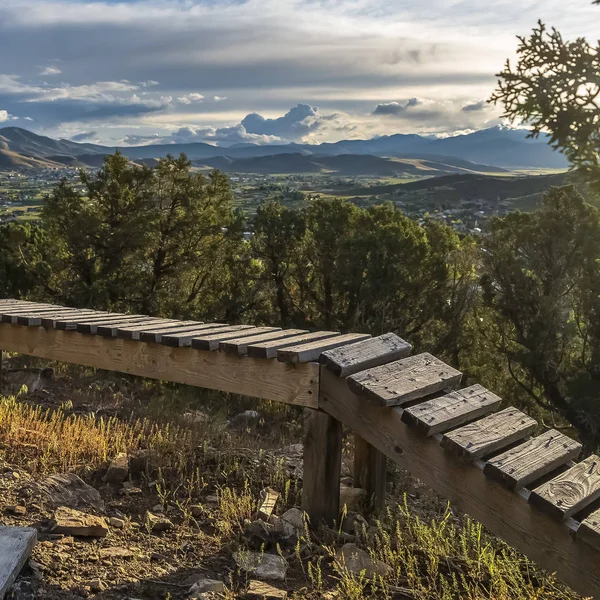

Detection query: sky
xmin=0 ymin=0 xmax=597 ymax=147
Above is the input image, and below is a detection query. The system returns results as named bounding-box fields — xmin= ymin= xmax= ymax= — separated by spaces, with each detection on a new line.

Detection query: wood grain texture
xmin=577 ymin=508 xmax=600 ymax=551
xmin=247 ymin=331 xmax=340 ymax=360
xmin=115 ymin=319 xmax=184 ymax=340
xmin=321 ymin=333 xmax=412 ymax=377
xmin=302 ymin=408 xmax=342 ymax=525
xmin=55 ymin=313 xmax=126 ymax=331
xmin=1 ymin=305 xmax=58 ymax=323
xmin=40 ymin=310 xmax=105 ymax=328
xmin=347 ymin=353 xmax=462 ymax=407
xmin=0 ymin=323 xmax=319 ymax=408
xmin=354 ymin=434 xmax=387 ymax=512
xmin=191 ymin=326 xmax=277 ymax=351
xmin=402 ymin=384 xmax=502 ymax=436
xmin=76 ymin=316 xmax=147 ymax=334
xmin=161 ymin=325 xmax=243 ymax=348
xmin=277 ymin=333 xmax=372 ymax=364
xmin=97 ymin=318 xmax=165 ymax=338
xmin=13 ymin=309 xmax=99 ymax=327
xmin=484 ymin=429 xmax=582 ymax=490
xmin=530 ymin=455 xmax=600 ymax=520
xmin=0 ymin=526 xmax=37 ymax=599
xmin=441 ymin=407 xmax=536 ymax=461
xmin=140 ymin=323 xmax=226 ymax=344
xmin=219 ymin=329 xmax=308 ymax=355
xmin=318 ymin=366 xmax=600 ymax=599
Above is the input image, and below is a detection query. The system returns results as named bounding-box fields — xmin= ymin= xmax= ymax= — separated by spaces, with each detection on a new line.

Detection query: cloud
xmin=213 ymin=96 xmax=227 ymax=102
xmin=40 ymin=66 xmax=62 ymax=76
xmin=176 ymin=93 xmax=205 ymax=105
xmin=373 ymin=98 xmax=419 ymax=116
xmin=241 ymin=104 xmax=321 ymax=137
xmin=461 ymin=100 xmax=488 ymax=112
xmin=70 ymin=130 xmax=98 ymax=142
xmin=0 ymin=109 xmax=10 ymax=122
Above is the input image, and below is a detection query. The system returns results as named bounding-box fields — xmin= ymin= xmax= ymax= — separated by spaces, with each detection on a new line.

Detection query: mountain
xmin=0 ymin=126 xmax=569 ymax=172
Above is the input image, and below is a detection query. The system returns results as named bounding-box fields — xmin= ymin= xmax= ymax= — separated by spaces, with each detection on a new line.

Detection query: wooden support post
xmin=354 ymin=433 xmax=387 ymax=512
xmin=302 ymin=408 xmax=342 ymax=525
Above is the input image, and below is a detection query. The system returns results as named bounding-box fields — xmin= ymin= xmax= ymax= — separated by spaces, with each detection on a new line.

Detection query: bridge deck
xmin=2 ymin=299 xmax=600 ymax=598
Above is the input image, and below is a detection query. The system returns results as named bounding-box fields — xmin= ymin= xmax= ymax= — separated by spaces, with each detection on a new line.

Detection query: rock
xmin=233 ymin=551 xmax=288 ymax=582
xmin=341 ymin=512 xmax=368 ymax=536
xmin=104 ymin=453 xmax=129 ymax=484
xmin=3 ymin=367 xmax=53 ymax=394
xmin=205 ymin=494 xmax=219 ymax=505
xmin=228 ymin=410 xmax=261 ymax=429
xmin=146 ymin=511 xmax=173 ymax=532
xmin=189 ymin=579 xmax=225 ymax=594
xmin=274 ymin=443 xmax=304 ymax=479
xmin=279 ymin=508 xmax=305 ymax=538
xmin=129 ymin=449 xmax=157 ymax=476
xmin=121 ymin=482 xmax=142 ymax=496
xmin=339 ymin=486 xmax=367 ymax=512
xmin=98 ymin=546 xmax=134 ymax=559
xmin=87 ymin=579 xmax=106 ymax=593
xmin=152 ymin=504 xmax=165 ymax=514
xmin=248 ymin=580 xmax=287 ymax=599
xmin=257 ymin=488 xmax=279 ymax=521
xmin=109 ymin=517 xmax=125 ymax=529
xmin=52 ymin=506 xmax=109 ymax=537
xmin=335 ymin=543 xmax=392 ymax=579
xmin=244 ymin=520 xmax=274 ymax=549
xmin=190 ymin=505 xmax=203 ymax=518
xmin=183 ymin=410 xmax=210 ymax=424
xmin=25 ymin=473 xmax=105 ymax=511
xmin=5 ymin=505 xmax=27 ymax=516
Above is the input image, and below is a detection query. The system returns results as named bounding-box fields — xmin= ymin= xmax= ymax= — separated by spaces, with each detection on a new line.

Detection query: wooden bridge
xmin=2 ymin=298 xmax=600 ymax=597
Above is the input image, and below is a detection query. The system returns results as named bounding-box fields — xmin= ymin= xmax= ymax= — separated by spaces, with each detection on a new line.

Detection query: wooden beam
xmin=0 ymin=527 xmax=36 ymax=599
xmin=302 ymin=408 xmax=342 ymax=525
xmin=319 ymin=366 xmax=600 ymax=599
xmin=354 ymin=433 xmax=386 ymax=512
xmin=277 ymin=333 xmax=372 ymax=364
xmin=0 ymin=323 xmax=319 ymax=408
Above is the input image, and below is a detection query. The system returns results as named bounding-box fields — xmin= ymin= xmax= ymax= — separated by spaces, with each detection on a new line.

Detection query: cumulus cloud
xmin=0 ymin=109 xmax=10 ymax=122
xmin=373 ymin=98 xmax=419 ymax=116
xmin=40 ymin=66 xmax=62 ymax=76
xmin=213 ymin=96 xmax=227 ymax=102
xmin=176 ymin=93 xmax=205 ymax=105
xmin=70 ymin=131 xmax=98 ymax=142
xmin=462 ymin=100 xmax=488 ymax=112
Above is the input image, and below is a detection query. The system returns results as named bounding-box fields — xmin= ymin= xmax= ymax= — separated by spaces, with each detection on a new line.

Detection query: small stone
xmin=339 ymin=486 xmax=367 ymax=512
xmin=121 ymin=482 xmax=142 ymax=496
xmin=228 ymin=410 xmax=261 ymax=429
xmin=189 ymin=579 xmax=225 ymax=594
xmin=27 ymin=473 xmax=105 ymax=511
xmin=99 ymin=546 xmax=134 ymax=559
xmin=109 ymin=517 xmax=125 ymax=529
xmin=205 ymin=494 xmax=218 ymax=505
xmin=88 ymin=579 xmax=106 ymax=593
xmin=129 ymin=449 xmax=157 ymax=475
xmin=244 ymin=520 xmax=274 ymax=549
xmin=279 ymin=508 xmax=305 ymax=538
xmin=190 ymin=505 xmax=203 ymax=518
xmin=152 ymin=504 xmax=165 ymax=513
xmin=233 ymin=551 xmax=288 ymax=582
xmin=104 ymin=453 xmax=129 ymax=484
xmin=51 ymin=507 xmax=109 ymax=538
xmin=257 ymin=488 xmax=279 ymax=521
xmin=146 ymin=511 xmax=173 ymax=532
xmin=335 ymin=543 xmax=392 ymax=579
xmin=247 ymin=580 xmax=287 ymax=599
xmin=341 ymin=512 xmax=368 ymax=536
xmin=5 ymin=505 xmax=27 ymax=516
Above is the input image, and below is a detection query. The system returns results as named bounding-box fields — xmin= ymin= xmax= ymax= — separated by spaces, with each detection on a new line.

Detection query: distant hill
xmin=0 ymin=125 xmax=569 ymax=172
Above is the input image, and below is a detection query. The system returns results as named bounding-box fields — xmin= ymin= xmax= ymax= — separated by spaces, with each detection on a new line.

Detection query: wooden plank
xmin=277 ymin=333 xmax=372 ymax=364
xmin=0 ymin=305 xmax=58 ymax=323
xmin=40 ymin=310 xmax=106 ymax=328
xmin=192 ymin=327 xmax=277 ymax=351
xmin=247 ymin=331 xmax=341 ymax=360
xmin=140 ymin=323 xmax=227 ymax=344
xmin=321 ymin=333 xmax=412 ymax=378
xmin=115 ymin=319 xmax=188 ymax=340
xmin=577 ymin=508 xmax=600 ymax=551
xmin=484 ymin=429 xmax=582 ymax=490
xmin=402 ymin=384 xmax=502 ymax=436
xmin=318 ymin=366 xmax=600 ymax=599
xmin=347 ymin=353 xmax=462 ymax=407
xmin=441 ymin=407 xmax=536 ymax=461
xmin=0 ymin=323 xmax=319 ymax=408
xmin=97 ymin=318 xmax=165 ymax=338
xmin=302 ymin=408 xmax=342 ymax=525
xmin=0 ymin=526 xmax=37 ymax=599
xmin=55 ymin=312 xmax=126 ymax=331
xmin=76 ymin=315 xmax=147 ymax=334
xmin=354 ymin=434 xmax=386 ymax=512
xmin=220 ymin=329 xmax=308 ymax=355
xmin=161 ymin=325 xmax=242 ymax=348
xmin=12 ymin=308 xmax=98 ymax=327
xmin=530 ymin=455 xmax=600 ymax=520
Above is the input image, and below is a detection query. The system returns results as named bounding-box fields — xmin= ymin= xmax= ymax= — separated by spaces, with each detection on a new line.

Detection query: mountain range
xmin=0 ymin=126 xmax=568 ymax=175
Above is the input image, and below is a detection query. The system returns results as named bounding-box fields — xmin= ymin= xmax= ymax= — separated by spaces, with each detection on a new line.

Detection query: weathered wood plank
xmin=11 ymin=309 xmax=99 ymax=327
xmin=318 ymin=366 xmax=600 ymax=599
xmin=220 ymin=329 xmax=308 ymax=355
xmin=192 ymin=327 xmax=278 ymax=351
xmin=140 ymin=323 xmax=227 ymax=344
xmin=302 ymin=408 xmax=342 ymax=525
xmin=347 ymin=353 xmax=462 ymax=407
xmin=115 ymin=319 xmax=187 ymax=340
xmin=441 ymin=407 xmax=536 ymax=461
xmin=55 ymin=313 xmax=126 ymax=331
xmin=402 ymin=384 xmax=502 ymax=436
xmin=161 ymin=325 xmax=242 ymax=348
xmin=354 ymin=434 xmax=387 ymax=512
xmin=97 ymin=318 xmax=166 ymax=337
xmin=247 ymin=331 xmax=341 ymax=360
xmin=76 ymin=315 xmax=148 ymax=334
xmin=277 ymin=333 xmax=372 ymax=364
xmin=0 ymin=305 xmax=58 ymax=323
xmin=530 ymin=455 xmax=600 ymax=520
xmin=0 ymin=526 xmax=37 ymax=599
xmin=484 ymin=429 xmax=582 ymax=490
xmin=0 ymin=323 xmax=319 ymax=408
xmin=321 ymin=333 xmax=412 ymax=378
xmin=577 ymin=508 xmax=600 ymax=551
xmin=40 ymin=310 xmax=106 ymax=328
